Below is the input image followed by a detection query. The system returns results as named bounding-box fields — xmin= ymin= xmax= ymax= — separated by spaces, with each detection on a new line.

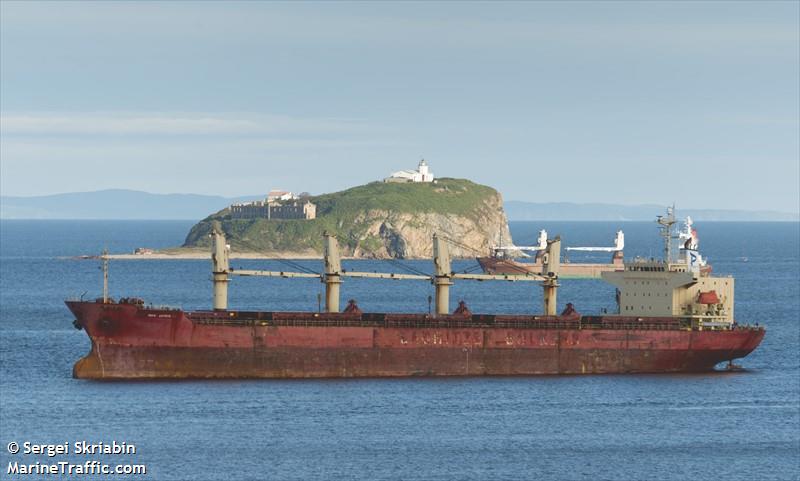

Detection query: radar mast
xmin=656 ymin=205 xmax=677 ymax=262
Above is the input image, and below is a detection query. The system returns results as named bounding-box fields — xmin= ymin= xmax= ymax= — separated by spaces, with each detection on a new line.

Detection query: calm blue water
xmin=1 ymin=220 xmax=798 ymax=481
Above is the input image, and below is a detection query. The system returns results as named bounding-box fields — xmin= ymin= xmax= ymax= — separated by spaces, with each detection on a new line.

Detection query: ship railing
xmin=191 ymin=318 xmax=587 ymax=329
xmin=580 ymin=315 xmax=686 ymax=331
xmin=65 ymin=296 xmax=183 ymax=311
xmin=191 ymin=314 xmax=694 ymax=331
xmin=190 ymin=310 xmax=725 ymax=331
xmin=145 ymin=304 xmax=182 ymax=311
xmin=192 ymin=318 xmax=689 ymax=331
xmin=699 ymin=322 xmax=734 ymax=329
xmin=685 ymin=315 xmax=735 ymax=331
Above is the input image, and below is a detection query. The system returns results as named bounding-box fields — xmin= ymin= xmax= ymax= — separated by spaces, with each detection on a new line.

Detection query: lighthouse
xmin=417 ymin=159 xmax=433 ymax=182
xmin=384 ymin=159 xmax=436 ymax=183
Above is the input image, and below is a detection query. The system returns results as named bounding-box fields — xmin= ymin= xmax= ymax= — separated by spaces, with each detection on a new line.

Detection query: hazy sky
xmin=1 ymin=1 xmax=798 ymax=211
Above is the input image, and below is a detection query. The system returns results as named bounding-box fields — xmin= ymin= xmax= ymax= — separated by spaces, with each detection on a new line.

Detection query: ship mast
xmin=656 ymin=205 xmax=677 ymax=263
xmin=211 ymin=222 xmax=230 ymax=310
xmin=541 ymin=237 xmax=561 ymax=316
xmin=432 ymin=234 xmax=453 ymax=316
xmin=323 ymin=232 xmax=342 ymax=313
xmin=102 ymin=248 xmax=109 ymax=303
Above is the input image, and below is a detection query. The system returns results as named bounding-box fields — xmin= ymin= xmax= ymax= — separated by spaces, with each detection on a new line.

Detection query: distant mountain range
xmin=1 ymin=189 xmax=797 ymax=221
xmin=504 ymin=201 xmax=799 ymax=222
xmin=0 ymin=189 xmax=262 ymax=220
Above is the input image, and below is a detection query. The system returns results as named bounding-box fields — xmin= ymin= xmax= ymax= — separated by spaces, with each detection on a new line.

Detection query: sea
xmin=1 ymin=220 xmax=798 ymax=481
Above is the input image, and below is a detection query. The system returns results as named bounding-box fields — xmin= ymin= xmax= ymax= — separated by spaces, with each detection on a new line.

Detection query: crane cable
xmin=231 ymin=238 xmax=321 ymax=275
xmin=226 ymin=228 xmax=537 ymax=278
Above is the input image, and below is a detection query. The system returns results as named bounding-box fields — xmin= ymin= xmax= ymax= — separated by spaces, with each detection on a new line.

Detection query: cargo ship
xmin=477 ymin=229 xmax=625 ymax=278
xmin=66 ymin=209 xmax=764 ymax=379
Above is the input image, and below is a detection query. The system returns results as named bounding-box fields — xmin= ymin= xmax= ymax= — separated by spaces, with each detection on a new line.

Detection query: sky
xmin=1 ymin=1 xmax=798 ymax=212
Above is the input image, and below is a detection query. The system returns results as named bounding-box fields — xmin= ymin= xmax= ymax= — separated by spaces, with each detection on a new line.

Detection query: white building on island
xmin=267 ymin=190 xmax=297 ymax=202
xmin=230 ymin=188 xmax=315 ymax=220
xmin=384 ymin=159 xmax=435 ymax=183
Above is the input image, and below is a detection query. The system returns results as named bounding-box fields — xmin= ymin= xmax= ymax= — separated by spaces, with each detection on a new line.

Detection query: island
xmin=181 ymin=178 xmax=511 ymax=259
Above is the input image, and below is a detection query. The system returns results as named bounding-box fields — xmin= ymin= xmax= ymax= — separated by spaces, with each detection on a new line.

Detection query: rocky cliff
xmin=182 ymin=178 xmax=512 ymax=259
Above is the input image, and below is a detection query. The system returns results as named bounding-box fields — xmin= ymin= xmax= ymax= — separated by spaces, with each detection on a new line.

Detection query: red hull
xmin=66 ymin=301 xmax=765 ymax=379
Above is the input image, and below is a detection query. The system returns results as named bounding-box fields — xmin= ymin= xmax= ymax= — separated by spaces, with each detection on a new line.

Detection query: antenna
xmin=656 ymin=205 xmax=677 ymax=262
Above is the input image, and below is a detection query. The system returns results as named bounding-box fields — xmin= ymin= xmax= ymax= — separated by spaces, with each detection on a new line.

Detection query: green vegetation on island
xmin=182 ymin=178 xmax=507 ymax=258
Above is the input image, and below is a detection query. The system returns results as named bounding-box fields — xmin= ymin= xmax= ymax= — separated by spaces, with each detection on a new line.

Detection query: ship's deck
xmin=186 ymin=310 xmax=757 ymax=332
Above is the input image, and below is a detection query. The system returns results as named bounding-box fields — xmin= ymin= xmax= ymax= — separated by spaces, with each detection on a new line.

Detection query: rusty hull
xmin=66 ymin=301 xmax=765 ymax=380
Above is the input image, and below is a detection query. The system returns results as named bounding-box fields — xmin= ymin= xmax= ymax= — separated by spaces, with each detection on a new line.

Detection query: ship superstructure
xmin=604 ymin=209 xmax=727 ymax=322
